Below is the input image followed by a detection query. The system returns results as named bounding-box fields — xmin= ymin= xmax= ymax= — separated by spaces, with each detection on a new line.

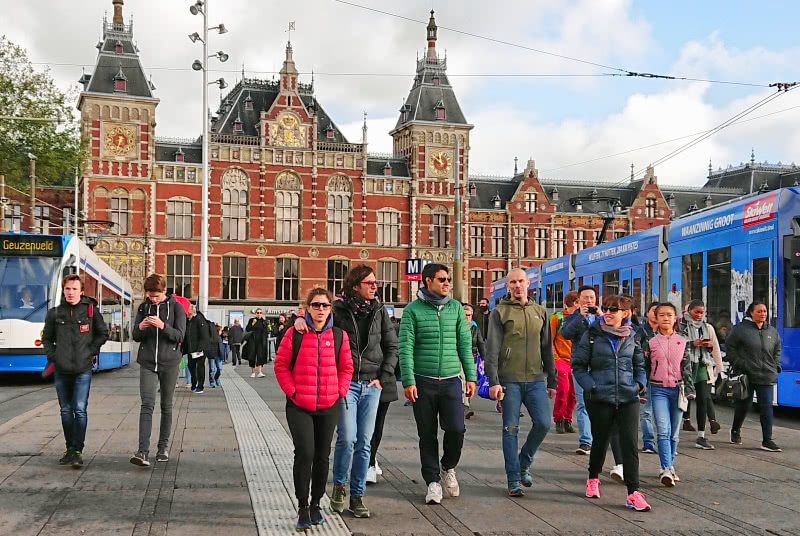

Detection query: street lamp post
xmin=189 ymin=0 xmax=228 ymax=315
xmin=27 ymin=153 xmax=36 ymax=233
xmin=453 ymin=136 xmax=463 ymax=302
xmin=568 ymin=193 xmax=622 ymax=246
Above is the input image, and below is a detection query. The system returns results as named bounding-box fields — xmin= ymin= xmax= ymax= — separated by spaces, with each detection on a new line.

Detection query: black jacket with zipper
xmin=183 ymin=311 xmax=211 ymax=356
xmin=42 ymin=296 xmax=109 ymax=375
xmin=725 ymin=318 xmax=782 ymax=385
xmin=133 ymin=295 xmax=187 ymax=371
xmin=332 ymin=299 xmax=399 ymax=402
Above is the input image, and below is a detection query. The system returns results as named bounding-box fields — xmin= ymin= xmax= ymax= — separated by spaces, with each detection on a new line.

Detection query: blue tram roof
xmin=575 ymin=226 xmax=663 ymax=273
xmin=541 ymin=254 xmax=571 ymax=280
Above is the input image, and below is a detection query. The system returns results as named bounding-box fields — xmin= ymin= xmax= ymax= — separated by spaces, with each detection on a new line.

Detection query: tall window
xmin=111 ymin=195 xmax=129 ymax=235
xmin=4 ymin=205 xmax=21 ymax=232
xmin=574 ymin=230 xmax=587 ymax=252
xmin=327 ymin=260 xmax=350 ymax=296
xmin=491 ymin=270 xmax=505 ymax=283
xmin=327 ymin=193 xmax=351 ymax=244
xmin=470 ymin=225 xmax=484 ymax=256
xmin=377 ymin=261 xmax=399 ymax=302
xmin=470 ymin=270 xmax=485 ymax=305
xmin=534 ymin=228 xmax=548 ymax=259
xmin=377 ymin=210 xmax=400 ymax=246
xmin=553 ymin=229 xmax=566 ymax=258
xmin=707 ymin=247 xmax=731 ymax=343
xmin=645 ymin=197 xmax=657 ymax=218
xmin=276 ymin=257 xmax=299 ymax=301
xmin=222 ymin=257 xmax=247 ymax=300
xmin=516 ymin=227 xmax=529 ymax=258
xmin=613 ymin=230 xmax=627 ymax=240
xmin=491 ymin=226 xmax=506 ymax=256
xmin=276 ymin=190 xmax=301 ymax=242
xmin=166 ymin=254 xmax=192 ymax=298
xmin=525 ymin=192 xmax=537 ymax=213
xmin=33 ymin=206 xmax=50 ymax=234
xmin=166 ymin=200 xmax=192 ymax=239
xmin=432 ymin=209 xmax=449 ymax=248
xmin=222 ymin=189 xmax=247 ymax=240
xmin=681 ymin=253 xmax=703 ymax=306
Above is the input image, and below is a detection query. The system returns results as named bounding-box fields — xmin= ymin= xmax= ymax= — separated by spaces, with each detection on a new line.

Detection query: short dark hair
xmin=564 ymin=290 xmax=579 ymax=307
xmin=602 ymin=294 xmax=627 ymax=310
xmin=62 ymin=274 xmax=84 ymax=290
xmin=655 ymin=302 xmax=678 ymax=317
xmin=422 ymin=263 xmax=448 ymax=288
xmin=688 ymin=299 xmax=705 ymax=311
xmin=577 ymin=285 xmax=597 ymax=299
xmin=745 ymin=300 xmax=767 ymax=318
xmin=342 ymin=264 xmax=375 ymax=297
xmin=306 ymin=286 xmax=333 ymax=305
xmin=144 ymin=274 xmax=166 ymax=293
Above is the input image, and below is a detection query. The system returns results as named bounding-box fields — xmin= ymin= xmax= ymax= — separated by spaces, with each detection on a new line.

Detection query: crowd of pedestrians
xmin=42 ymin=263 xmax=784 ymax=528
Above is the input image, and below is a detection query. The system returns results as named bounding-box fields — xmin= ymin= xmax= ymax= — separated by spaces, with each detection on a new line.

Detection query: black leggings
xmin=694 ymin=381 xmax=716 ymax=431
xmin=230 ymin=344 xmax=242 ymax=365
xmin=370 ymin=401 xmax=391 ymax=467
xmin=586 ymin=400 xmax=640 ymax=495
xmin=189 ymin=357 xmax=205 ymax=390
xmin=285 ymin=399 xmax=340 ymax=508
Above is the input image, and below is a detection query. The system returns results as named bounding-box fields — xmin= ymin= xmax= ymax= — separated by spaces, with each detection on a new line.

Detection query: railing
xmin=210 ymin=133 xmax=260 ymax=146
xmin=368 ymin=152 xmax=401 ymax=160
xmin=317 ymin=141 xmax=364 ymax=153
xmin=155 ymin=136 xmax=201 ymax=146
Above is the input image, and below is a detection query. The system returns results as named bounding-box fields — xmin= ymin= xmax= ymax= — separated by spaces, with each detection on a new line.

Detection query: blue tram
xmin=541 ymin=254 xmax=573 ymax=315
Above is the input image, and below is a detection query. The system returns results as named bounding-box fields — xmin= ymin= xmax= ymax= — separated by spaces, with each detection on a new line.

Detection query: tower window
xmin=433 ymin=75 xmax=440 ymax=86
xmin=115 ymin=79 xmax=126 ymax=92
xmin=115 ymin=41 xmax=123 ymax=54
xmin=436 ymin=107 xmax=445 ymax=120
xmin=326 ymin=124 xmax=335 ymax=139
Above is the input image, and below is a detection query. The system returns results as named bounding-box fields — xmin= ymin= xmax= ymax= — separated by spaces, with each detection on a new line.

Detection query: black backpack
xmin=290 ymin=326 xmax=344 ymax=371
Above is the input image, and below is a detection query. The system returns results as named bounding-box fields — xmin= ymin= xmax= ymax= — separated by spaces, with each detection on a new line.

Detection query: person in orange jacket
xmin=551 ymin=291 xmax=580 ymax=433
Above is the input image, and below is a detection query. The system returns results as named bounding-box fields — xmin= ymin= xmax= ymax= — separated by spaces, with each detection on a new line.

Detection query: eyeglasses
xmin=602 ymin=306 xmax=622 ymax=313
xmin=436 ymin=277 xmax=452 ymax=283
xmin=309 ymin=302 xmax=332 ymax=310
xmin=361 ymin=280 xmax=378 ymax=287
xmin=256 ymin=311 xmax=263 ymax=315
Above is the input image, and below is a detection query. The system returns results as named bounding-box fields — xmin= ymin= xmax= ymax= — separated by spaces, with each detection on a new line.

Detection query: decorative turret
xmin=426 ymin=10 xmax=438 ymax=61
xmin=112 ymin=0 xmax=124 ymax=27
xmin=280 ymin=41 xmax=299 ymax=94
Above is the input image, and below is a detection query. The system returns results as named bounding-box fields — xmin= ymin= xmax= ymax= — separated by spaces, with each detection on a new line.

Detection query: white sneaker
xmin=441 ymin=468 xmax=460 ymax=497
xmin=375 ymin=461 xmax=383 ymax=476
xmin=257 ymin=372 xmax=266 ymax=378
xmin=610 ymin=464 xmax=624 ymax=483
xmin=670 ymin=467 xmax=680 ymax=482
xmin=366 ymin=465 xmax=378 ymax=484
xmin=250 ymin=372 xmax=256 ymax=378
xmin=660 ymin=468 xmax=675 ymax=487
xmin=232 ymin=365 xmax=236 ymax=369
xmin=425 ymin=481 xmax=443 ymax=504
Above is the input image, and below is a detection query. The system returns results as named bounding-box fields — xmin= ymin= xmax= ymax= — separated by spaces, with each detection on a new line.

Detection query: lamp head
xmin=217 ymin=51 xmax=229 ymax=62
xmin=189 ymin=1 xmax=204 ymax=15
xmin=191 ymin=59 xmax=203 ymax=71
xmin=188 ymin=32 xmax=201 ymax=43
xmin=26 ymin=152 xmax=37 ymax=160
xmin=216 ymin=23 xmax=228 ymax=34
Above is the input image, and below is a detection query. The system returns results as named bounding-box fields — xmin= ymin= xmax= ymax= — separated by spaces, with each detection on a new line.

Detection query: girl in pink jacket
xmin=274 ymin=287 xmax=353 ymax=531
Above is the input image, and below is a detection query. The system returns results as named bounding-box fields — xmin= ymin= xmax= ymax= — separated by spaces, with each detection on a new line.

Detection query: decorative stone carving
xmin=256 ymin=245 xmax=267 ymax=257
xmin=327 ymin=174 xmax=352 ymax=193
xmin=276 ymin=171 xmax=302 ymax=190
xmin=359 ymin=249 xmax=369 ymax=260
xmin=309 ymin=247 xmax=319 ymax=258
xmin=221 ymin=167 xmax=250 ymax=191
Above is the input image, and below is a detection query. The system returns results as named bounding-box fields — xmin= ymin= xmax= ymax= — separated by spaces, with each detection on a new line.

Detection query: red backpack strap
xmin=88 ymin=304 xmax=93 ymax=318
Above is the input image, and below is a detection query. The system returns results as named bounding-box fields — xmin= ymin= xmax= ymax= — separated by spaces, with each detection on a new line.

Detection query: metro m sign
xmin=405 ymin=258 xmax=431 ymax=281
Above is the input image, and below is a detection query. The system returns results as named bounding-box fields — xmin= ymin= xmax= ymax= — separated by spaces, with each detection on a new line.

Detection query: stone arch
xmin=435 ymin=132 xmax=441 ymax=143
xmin=443 ymin=133 xmax=449 ymax=145
xmin=221 ymin=167 xmax=251 ymax=190
xmin=102 ymin=105 xmax=110 ymax=119
xmin=122 ymin=108 xmax=130 ymax=121
xmin=112 ymin=106 xmax=120 ymax=119
xmin=131 ymin=108 xmax=139 ymax=121
xmin=131 ymin=187 xmax=147 ymax=200
xmin=142 ymin=109 xmax=149 ymax=123
xmin=326 ymin=174 xmax=352 ymax=193
xmin=275 ymin=170 xmax=302 ymax=190
xmin=420 ymin=203 xmax=433 ymax=215
xmin=91 ymin=104 xmax=100 ymax=120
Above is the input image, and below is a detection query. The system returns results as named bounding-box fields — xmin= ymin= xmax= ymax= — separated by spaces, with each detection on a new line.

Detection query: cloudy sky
xmin=6 ymin=0 xmax=800 ymax=185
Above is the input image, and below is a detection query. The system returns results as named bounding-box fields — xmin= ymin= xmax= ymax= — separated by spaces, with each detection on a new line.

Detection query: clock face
xmin=429 ymin=150 xmax=452 ymax=177
xmin=104 ymin=125 xmax=137 ymax=157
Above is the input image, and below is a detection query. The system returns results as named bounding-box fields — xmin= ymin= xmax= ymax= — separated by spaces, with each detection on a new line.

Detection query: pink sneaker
xmin=626 ymin=491 xmax=651 ymax=511
xmin=585 ymin=478 xmax=600 ymax=498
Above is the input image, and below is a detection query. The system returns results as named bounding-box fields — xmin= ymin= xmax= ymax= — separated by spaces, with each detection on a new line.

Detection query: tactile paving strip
xmin=221 ymin=367 xmax=351 ymax=536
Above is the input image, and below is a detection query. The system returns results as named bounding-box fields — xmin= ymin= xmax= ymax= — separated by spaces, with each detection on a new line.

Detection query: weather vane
xmin=287 ymin=21 xmax=295 ymax=42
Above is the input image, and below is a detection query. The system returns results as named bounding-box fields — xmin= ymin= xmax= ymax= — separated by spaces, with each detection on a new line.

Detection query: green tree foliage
xmin=0 ymin=35 xmax=84 ymax=188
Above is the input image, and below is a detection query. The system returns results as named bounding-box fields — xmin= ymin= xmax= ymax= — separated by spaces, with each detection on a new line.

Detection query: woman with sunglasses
xmin=274 ymin=288 xmax=354 ymax=531
xmin=571 ymin=295 xmax=650 ymax=511
xmin=646 ymin=302 xmax=694 ymax=487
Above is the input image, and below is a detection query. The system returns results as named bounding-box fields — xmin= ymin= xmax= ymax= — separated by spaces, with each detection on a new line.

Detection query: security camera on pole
xmin=189 ymin=0 xmax=228 ymax=315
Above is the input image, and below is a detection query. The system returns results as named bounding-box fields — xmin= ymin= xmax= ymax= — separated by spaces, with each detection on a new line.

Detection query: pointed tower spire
xmin=708 ymin=159 xmax=712 ymax=177
xmin=362 ymin=111 xmax=368 ymax=144
xmin=280 ymin=41 xmax=299 ymax=94
xmin=426 ymin=10 xmax=438 ymax=61
xmin=112 ymin=0 xmax=124 ymax=27
xmin=630 ymin=162 xmax=635 ymax=182
xmin=751 ymin=147 xmax=756 ymax=165
xmin=514 ymin=156 xmax=518 ymax=175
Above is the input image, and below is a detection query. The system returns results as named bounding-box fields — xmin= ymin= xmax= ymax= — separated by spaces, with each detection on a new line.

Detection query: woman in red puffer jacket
xmin=274 ymin=287 xmax=353 ymax=531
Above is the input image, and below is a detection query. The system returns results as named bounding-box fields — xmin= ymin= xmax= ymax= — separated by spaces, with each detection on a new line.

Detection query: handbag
xmin=677 ymin=383 xmax=689 ymax=412
xmin=476 ymin=355 xmax=492 ymax=399
xmin=718 ymin=371 xmax=750 ymax=401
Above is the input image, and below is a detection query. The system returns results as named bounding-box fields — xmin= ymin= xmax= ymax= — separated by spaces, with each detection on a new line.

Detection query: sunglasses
xmin=436 ymin=277 xmax=452 ymax=283
xmin=256 ymin=311 xmax=263 ymax=315
xmin=309 ymin=302 xmax=332 ymax=310
xmin=602 ymin=306 xmax=622 ymax=313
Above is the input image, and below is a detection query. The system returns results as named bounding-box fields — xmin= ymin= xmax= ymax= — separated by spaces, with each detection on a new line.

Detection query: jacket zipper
xmin=316 ymin=333 xmax=321 ymax=411
xmin=523 ymin=303 xmax=530 ymax=382
xmin=154 ymin=302 xmax=161 ymax=372
xmin=349 ymin=309 xmax=380 ymax=382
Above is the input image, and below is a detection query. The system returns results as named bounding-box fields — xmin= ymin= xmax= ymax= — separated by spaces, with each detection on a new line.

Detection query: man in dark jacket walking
xmin=485 ymin=268 xmax=556 ymax=497
xmin=42 ymin=274 xmax=108 ymax=468
xmin=245 ymin=309 xmax=268 ymax=377
xmin=184 ymin=305 xmax=211 ymax=392
xmin=228 ymin=319 xmax=244 ymax=367
xmin=295 ymin=265 xmax=398 ymax=517
xmin=130 ymin=274 xmax=187 ymax=466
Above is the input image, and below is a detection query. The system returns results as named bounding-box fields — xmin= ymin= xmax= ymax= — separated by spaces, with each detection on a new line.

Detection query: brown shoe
xmin=682 ymin=418 xmax=696 ymax=432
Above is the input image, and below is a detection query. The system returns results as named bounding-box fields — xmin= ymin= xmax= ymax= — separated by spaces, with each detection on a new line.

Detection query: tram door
xmin=750 ymin=241 xmax=774 ymax=323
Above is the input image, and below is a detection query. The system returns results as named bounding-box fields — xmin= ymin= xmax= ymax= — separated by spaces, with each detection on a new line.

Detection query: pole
xmin=29 ymin=158 xmax=36 ymax=233
xmin=74 ymin=167 xmax=79 ymax=236
xmin=453 ymin=136 xmax=464 ymax=302
xmin=0 ymin=174 xmax=5 ymax=233
xmin=199 ymin=1 xmax=210 ymax=315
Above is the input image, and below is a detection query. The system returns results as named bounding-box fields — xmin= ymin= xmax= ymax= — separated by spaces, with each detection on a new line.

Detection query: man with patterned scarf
xmin=680 ymin=299 xmax=724 ymax=449
xmin=294 ymin=264 xmax=397 ymax=518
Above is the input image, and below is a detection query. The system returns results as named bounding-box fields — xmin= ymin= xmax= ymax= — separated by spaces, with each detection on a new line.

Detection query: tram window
xmin=603 ymin=270 xmax=619 ymax=297
xmin=594 ymin=284 xmax=600 ymax=299
xmin=0 ymin=257 xmax=56 ymax=322
xmin=783 ymin=236 xmax=800 ymax=328
xmin=81 ymin=268 xmax=99 ymax=302
xmin=578 ymin=276 xmax=584 ymax=287
xmin=101 ymin=285 xmax=123 ymax=342
xmin=707 ymin=247 xmax=732 ymax=343
xmin=555 ymin=281 xmax=564 ymax=307
xmin=633 ymin=278 xmax=642 ymax=315
xmin=645 ymin=263 xmax=653 ymax=305
xmin=545 ymin=283 xmax=554 ymax=309
xmin=682 ymin=253 xmax=703 ymax=305
xmin=753 ymin=257 xmax=769 ymax=311
xmin=622 ymin=279 xmax=630 ymax=296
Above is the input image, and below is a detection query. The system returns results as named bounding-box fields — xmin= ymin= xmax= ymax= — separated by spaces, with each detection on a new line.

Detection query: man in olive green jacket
xmin=486 ymin=268 xmax=557 ymax=497
xmin=399 ymin=263 xmax=475 ymax=505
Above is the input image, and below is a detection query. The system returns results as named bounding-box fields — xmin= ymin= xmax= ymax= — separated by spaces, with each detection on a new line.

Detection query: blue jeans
xmin=332 ymin=381 xmax=382 ymax=497
xmin=651 ymin=385 xmax=682 ymax=470
xmin=640 ymin=394 xmax=655 ymax=446
xmin=501 ymin=381 xmax=551 ymax=482
xmin=573 ymin=379 xmax=592 ymax=446
xmin=221 ymin=343 xmax=229 ymax=362
xmin=209 ymin=357 xmax=222 ymax=384
xmin=54 ymin=369 xmax=92 ymax=452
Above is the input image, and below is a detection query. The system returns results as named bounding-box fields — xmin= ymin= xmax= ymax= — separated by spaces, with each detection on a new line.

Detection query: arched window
xmin=110 ymin=188 xmax=129 ymax=235
xmin=327 ymin=175 xmax=352 ymax=245
xmin=220 ymin=168 xmax=250 ymax=241
xmin=276 ymin=171 xmax=302 ymax=243
xmin=431 ymin=206 xmax=449 ymax=248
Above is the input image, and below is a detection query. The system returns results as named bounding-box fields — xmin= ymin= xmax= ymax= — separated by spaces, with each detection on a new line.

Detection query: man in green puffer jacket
xmin=399 ymin=263 xmax=475 ymax=506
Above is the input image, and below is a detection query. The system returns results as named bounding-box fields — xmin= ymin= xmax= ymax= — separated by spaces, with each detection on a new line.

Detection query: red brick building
xmin=75 ymin=1 xmax=755 ymax=320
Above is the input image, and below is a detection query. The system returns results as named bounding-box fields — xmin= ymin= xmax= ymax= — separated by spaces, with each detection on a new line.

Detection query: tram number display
xmin=0 ymin=236 xmax=63 ymax=257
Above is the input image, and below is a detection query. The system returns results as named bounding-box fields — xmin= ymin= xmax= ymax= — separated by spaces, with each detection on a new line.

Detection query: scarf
xmin=598 ymin=318 xmax=631 ymax=339
xmin=683 ymin=312 xmax=715 ymax=367
xmin=418 ymin=288 xmax=451 ymax=307
xmin=344 ymin=293 xmax=379 ymax=319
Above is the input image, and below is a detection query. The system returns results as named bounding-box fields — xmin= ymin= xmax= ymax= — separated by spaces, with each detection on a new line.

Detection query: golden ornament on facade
xmin=428 ymin=150 xmax=452 ymax=177
xmin=271 ymin=113 xmax=305 ymax=148
xmin=309 ymin=247 xmax=319 ymax=258
xmin=104 ymin=124 xmax=137 ymax=157
xmin=256 ymin=245 xmax=267 ymax=257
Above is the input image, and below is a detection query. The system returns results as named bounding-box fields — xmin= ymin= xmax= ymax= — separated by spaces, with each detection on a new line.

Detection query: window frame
xmin=275 ymin=257 xmax=299 ymax=301
xmin=222 ymin=256 xmax=247 ymax=300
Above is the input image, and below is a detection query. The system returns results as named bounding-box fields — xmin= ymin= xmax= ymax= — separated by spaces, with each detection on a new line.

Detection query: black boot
xmin=563 ymin=420 xmax=575 ymax=433
xmin=555 ymin=420 xmax=565 ymax=434
xmin=296 ymin=506 xmax=311 ymax=532
xmin=310 ymin=504 xmax=325 ymax=526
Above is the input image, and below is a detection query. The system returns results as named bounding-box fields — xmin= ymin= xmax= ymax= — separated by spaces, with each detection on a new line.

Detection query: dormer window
xmin=308 ymin=100 xmax=316 ymax=115
xmin=233 ymin=110 xmax=243 ymax=132
xmin=175 ymin=148 xmax=185 ymax=163
xmin=115 ymin=40 xmax=123 ymax=54
xmin=435 ymin=101 xmax=446 ymax=120
xmin=667 ymin=193 xmax=675 ymax=208
xmin=113 ymin=65 xmax=127 ymax=92
xmin=244 ymin=92 xmax=253 ymax=111
xmin=384 ymin=162 xmax=392 ymax=176
xmin=400 ymin=103 xmax=411 ymax=123
xmin=326 ymin=124 xmax=335 ymax=139
xmin=433 ymin=74 xmax=440 ymax=86
xmin=551 ymin=187 xmax=559 ymax=202
xmin=705 ymin=194 xmax=713 ymax=208
xmin=687 ymin=203 xmax=698 ymax=213
xmin=492 ymin=194 xmax=502 ymax=209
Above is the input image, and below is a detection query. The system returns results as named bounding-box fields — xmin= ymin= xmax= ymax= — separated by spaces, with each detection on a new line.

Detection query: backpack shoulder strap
xmin=333 ymin=327 xmax=343 ymax=367
xmin=554 ymin=311 xmax=564 ymax=337
xmin=290 ymin=329 xmax=303 ymax=371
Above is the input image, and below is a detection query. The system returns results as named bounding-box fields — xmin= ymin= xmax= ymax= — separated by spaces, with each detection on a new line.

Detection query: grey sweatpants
xmin=138 ymin=364 xmax=180 ymax=454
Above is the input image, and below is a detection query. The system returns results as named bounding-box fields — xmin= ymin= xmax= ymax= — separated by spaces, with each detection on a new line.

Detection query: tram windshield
xmin=784 ymin=236 xmax=800 ymax=328
xmin=0 ymin=257 xmax=57 ymax=322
